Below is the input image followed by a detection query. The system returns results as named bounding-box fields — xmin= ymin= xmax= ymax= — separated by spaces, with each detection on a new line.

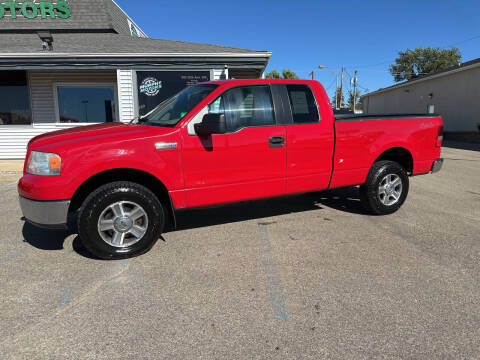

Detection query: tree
xmin=265 ymin=69 xmax=299 ymax=79
xmin=347 ymin=89 xmax=365 ymax=111
xmin=390 ymin=47 xmax=461 ymax=82
xmin=281 ymin=69 xmax=298 ymax=79
xmin=331 ymin=88 xmax=344 ymax=109
xmin=265 ymin=70 xmax=281 ymax=79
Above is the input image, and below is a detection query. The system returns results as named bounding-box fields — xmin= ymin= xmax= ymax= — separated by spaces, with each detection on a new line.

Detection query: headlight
xmin=27 ymin=151 xmax=61 ymax=176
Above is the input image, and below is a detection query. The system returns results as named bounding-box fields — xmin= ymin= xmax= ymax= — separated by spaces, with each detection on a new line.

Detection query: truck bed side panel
xmin=330 ymin=116 xmax=442 ymax=188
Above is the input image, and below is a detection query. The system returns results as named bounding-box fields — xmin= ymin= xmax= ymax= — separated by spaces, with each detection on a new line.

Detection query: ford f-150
xmin=18 ymin=79 xmax=443 ymax=259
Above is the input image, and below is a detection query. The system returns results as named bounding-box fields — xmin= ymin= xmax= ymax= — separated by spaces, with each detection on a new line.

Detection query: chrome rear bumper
xmin=431 ymin=158 xmax=443 ymax=173
xmin=19 ymin=196 xmax=70 ymax=228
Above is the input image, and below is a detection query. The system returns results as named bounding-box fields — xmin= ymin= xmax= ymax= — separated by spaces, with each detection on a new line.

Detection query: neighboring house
xmin=361 ymin=58 xmax=480 ymax=134
xmin=0 ymin=0 xmax=271 ymax=159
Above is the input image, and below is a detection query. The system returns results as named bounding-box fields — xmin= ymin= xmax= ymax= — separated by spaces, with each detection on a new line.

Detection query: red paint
xmin=19 ymin=79 xmax=442 ymax=210
xmin=181 ymin=125 xmax=287 ymax=207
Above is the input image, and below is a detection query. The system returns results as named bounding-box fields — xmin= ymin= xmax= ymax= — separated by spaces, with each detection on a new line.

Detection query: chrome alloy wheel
xmin=97 ymin=201 xmax=148 ymax=248
xmin=378 ymin=174 xmax=403 ymax=206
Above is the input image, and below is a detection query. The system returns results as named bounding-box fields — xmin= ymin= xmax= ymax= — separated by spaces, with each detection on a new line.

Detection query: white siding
xmin=0 ymin=70 xmax=117 ymax=159
xmin=0 ymin=123 xmax=96 ymax=160
xmin=211 ymin=68 xmax=228 ymax=80
xmin=117 ymin=69 xmax=136 ymax=123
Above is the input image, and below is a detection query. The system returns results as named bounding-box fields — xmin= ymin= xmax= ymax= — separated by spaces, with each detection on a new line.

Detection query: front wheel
xmin=359 ymin=160 xmax=409 ymax=215
xmin=78 ymin=182 xmax=165 ymax=259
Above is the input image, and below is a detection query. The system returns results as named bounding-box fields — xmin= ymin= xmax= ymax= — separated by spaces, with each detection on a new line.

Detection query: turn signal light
xmin=49 ymin=155 xmax=61 ymax=170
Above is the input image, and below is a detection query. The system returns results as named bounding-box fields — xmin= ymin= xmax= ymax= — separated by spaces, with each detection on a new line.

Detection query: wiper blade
xmin=129 ymin=116 xmax=146 ymax=124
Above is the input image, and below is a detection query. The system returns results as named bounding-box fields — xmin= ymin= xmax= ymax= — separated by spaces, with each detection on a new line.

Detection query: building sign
xmin=139 ymin=77 xmax=162 ymax=97
xmin=0 ymin=1 xmax=71 ymax=19
xmin=137 ymin=71 xmax=210 ymax=116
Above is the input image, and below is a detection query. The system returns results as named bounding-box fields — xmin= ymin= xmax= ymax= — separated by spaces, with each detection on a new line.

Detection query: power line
xmin=321 ymin=33 xmax=480 ymax=98
xmin=354 ymin=60 xmax=391 ymax=69
xmin=324 ymin=77 xmax=337 ymax=91
xmin=321 ymin=32 xmax=480 ymax=73
xmin=445 ymin=34 xmax=480 ymax=47
xmin=356 ymin=82 xmax=369 ymax=92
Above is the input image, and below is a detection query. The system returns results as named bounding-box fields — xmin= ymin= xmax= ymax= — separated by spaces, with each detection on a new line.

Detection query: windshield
xmin=139 ymin=84 xmax=218 ymax=127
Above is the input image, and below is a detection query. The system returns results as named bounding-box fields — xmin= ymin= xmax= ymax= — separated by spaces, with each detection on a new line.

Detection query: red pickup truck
xmin=19 ymin=79 xmax=443 ymax=259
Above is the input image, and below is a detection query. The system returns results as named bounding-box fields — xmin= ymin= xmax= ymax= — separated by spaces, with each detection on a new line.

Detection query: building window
xmin=137 ymin=71 xmax=210 ymax=117
xmin=56 ymin=85 xmax=116 ymax=123
xmin=286 ymin=84 xmax=320 ymax=124
xmin=0 ymin=71 xmax=31 ymax=125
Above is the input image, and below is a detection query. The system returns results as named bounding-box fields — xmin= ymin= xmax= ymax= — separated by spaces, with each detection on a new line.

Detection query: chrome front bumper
xmin=431 ymin=158 xmax=444 ymax=173
xmin=19 ymin=196 xmax=70 ymax=228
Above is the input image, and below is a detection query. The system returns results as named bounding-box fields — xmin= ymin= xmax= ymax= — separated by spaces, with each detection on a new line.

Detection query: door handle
xmin=269 ymin=136 xmax=285 ymax=148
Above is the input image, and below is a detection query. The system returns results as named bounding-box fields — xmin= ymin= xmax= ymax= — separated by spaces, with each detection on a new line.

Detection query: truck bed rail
xmin=335 ymin=113 xmax=440 ymax=122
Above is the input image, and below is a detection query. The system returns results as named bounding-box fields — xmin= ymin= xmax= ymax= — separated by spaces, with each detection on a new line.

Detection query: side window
xmin=286 ymin=85 xmax=320 ymax=124
xmin=209 ymin=85 xmax=275 ymax=132
xmin=208 ymin=96 xmax=224 ymax=114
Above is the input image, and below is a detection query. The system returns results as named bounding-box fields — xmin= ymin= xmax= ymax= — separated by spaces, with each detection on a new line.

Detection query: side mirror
xmin=194 ymin=113 xmax=227 ymax=136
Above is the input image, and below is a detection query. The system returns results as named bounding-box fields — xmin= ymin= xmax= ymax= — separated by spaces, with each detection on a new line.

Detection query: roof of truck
xmin=204 ymin=79 xmax=320 ymax=85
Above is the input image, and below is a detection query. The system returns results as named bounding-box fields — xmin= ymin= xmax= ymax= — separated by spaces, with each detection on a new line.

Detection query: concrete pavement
xmin=0 ymin=145 xmax=479 ymax=359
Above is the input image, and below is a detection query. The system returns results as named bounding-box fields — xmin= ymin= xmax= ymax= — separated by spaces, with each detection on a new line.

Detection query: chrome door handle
xmin=155 ymin=143 xmax=177 ymax=150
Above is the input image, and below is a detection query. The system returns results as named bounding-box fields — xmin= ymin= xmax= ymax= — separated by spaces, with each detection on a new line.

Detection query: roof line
xmin=110 ymin=0 xmax=148 ymax=37
xmin=0 ymin=52 xmax=272 ymax=58
xmin=362 ymin=57 xmax=480 ymax=98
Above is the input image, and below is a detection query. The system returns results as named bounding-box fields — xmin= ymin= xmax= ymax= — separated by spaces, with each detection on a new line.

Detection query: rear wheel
xmin=78 ymin=181 xmax=165 ymax=259
xmin=359 ymin=160 xmax=409 ymax=215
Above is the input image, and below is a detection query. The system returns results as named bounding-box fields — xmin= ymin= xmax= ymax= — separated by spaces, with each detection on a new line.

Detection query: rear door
xmin=181 ymin=85 xmax=287 ymax=207
xmin=282 ymin=84 xmax=334 ymax=193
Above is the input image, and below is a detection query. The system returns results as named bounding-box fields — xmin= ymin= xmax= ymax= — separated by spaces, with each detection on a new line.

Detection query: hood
xmin=28 ymin=123 xmax=176 ymax=151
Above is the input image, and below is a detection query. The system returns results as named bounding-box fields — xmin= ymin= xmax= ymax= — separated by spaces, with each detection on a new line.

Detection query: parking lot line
xmin=258 ymin=222 xmax=289 ymax=320
xmin=57 ymin=259 xmax=130 ymax=308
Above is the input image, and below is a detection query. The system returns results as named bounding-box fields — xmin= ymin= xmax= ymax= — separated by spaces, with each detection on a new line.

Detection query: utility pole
xmin=309 ymin=71 xmax=314 ymax=80
xmin=339 ymin=67 xmax=345 ymax=108
xmin=353 ymin=70 xmax=358 ymax=112
xmin=334 ymin=74 xmax=339 ymax=109
xmin=318 ymin=65 xmax=339 ymax=108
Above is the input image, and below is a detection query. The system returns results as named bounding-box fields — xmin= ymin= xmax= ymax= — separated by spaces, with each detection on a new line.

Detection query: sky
xmin=116 ymin=0 xmax=480 ymax=99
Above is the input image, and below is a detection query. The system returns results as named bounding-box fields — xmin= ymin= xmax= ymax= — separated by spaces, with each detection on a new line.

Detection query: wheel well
xmin=374 ymin=147 xmax=413 ymax=174
xmin=69 ymin=168 xmax=176 ymax=230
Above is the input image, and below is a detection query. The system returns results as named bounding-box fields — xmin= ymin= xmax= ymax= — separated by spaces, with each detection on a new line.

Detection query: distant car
xmin=19 ymin=79 xmax=443 ymax=259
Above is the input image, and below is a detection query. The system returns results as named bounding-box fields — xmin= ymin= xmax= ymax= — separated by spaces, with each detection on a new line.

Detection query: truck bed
xmin=330 ymin=114 xmax=443 ymax=188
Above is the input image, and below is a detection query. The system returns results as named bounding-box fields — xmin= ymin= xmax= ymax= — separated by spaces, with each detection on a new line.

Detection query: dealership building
xmin=0 ymin=0 xmax=271 ymax=159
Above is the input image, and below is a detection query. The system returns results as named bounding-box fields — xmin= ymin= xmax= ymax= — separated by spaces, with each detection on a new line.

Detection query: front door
xmin=181 ymin=85 xmax=286 ymax=207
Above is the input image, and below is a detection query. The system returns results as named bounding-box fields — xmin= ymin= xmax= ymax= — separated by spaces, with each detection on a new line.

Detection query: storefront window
xmin=137 ymin=71 xmax=210 ymax=116
xmin=0 ymin=71 xmax=32 ymax=125
xmin=57 ymin=85 xmax=116 ymax=123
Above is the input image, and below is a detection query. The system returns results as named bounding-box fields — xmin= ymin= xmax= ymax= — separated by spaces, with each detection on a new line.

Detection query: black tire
xmin=359 ymin=160 xmax=409 ymax=215
xmin=78 ymin=181 xmax=165 ymax=260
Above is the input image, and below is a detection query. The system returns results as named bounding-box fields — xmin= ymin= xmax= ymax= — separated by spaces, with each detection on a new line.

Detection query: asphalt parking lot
xmin=1 ymin=143 xmax=479 ymax=359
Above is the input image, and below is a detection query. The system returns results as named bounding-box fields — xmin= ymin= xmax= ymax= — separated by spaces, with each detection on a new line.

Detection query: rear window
xmin=286 ymin=85 xmax=320 ymax=124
